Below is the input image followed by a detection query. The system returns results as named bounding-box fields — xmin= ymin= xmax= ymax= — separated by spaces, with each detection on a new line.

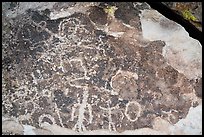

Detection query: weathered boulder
xmin=2 ymin=2 xmax=202 ymax=135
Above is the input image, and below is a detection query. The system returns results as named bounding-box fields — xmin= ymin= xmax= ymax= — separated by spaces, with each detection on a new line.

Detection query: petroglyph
xmin=2 ymin=2 xmax=202 ymax=135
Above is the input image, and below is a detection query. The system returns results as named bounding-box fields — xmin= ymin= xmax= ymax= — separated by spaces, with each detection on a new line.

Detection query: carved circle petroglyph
xmin=125 ymin=101 xmax=141 ymax=122
xmin=111 ymin=70 xmax=139 ymax=100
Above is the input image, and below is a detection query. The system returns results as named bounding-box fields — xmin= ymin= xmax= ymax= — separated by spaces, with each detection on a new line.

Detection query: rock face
xmin=2 ymin=2 xmax=202 ymax=135
xmin=162 ymin=2 xmax=202 ymax=32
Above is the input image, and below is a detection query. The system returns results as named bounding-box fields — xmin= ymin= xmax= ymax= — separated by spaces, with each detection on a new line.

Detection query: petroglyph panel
xmin=2 ymin=2 xmax=202 ymax=135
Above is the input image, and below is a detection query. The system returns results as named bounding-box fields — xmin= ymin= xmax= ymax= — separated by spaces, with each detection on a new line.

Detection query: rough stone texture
xmin=162 ymin=2 xmax=202 ymax=31
xmin=2 ymin=2 xmax=202 ymax=135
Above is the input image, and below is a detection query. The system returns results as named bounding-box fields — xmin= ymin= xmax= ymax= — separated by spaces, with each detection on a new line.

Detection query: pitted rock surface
xmin=2 ymin=2 xmax=202 ymax=134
